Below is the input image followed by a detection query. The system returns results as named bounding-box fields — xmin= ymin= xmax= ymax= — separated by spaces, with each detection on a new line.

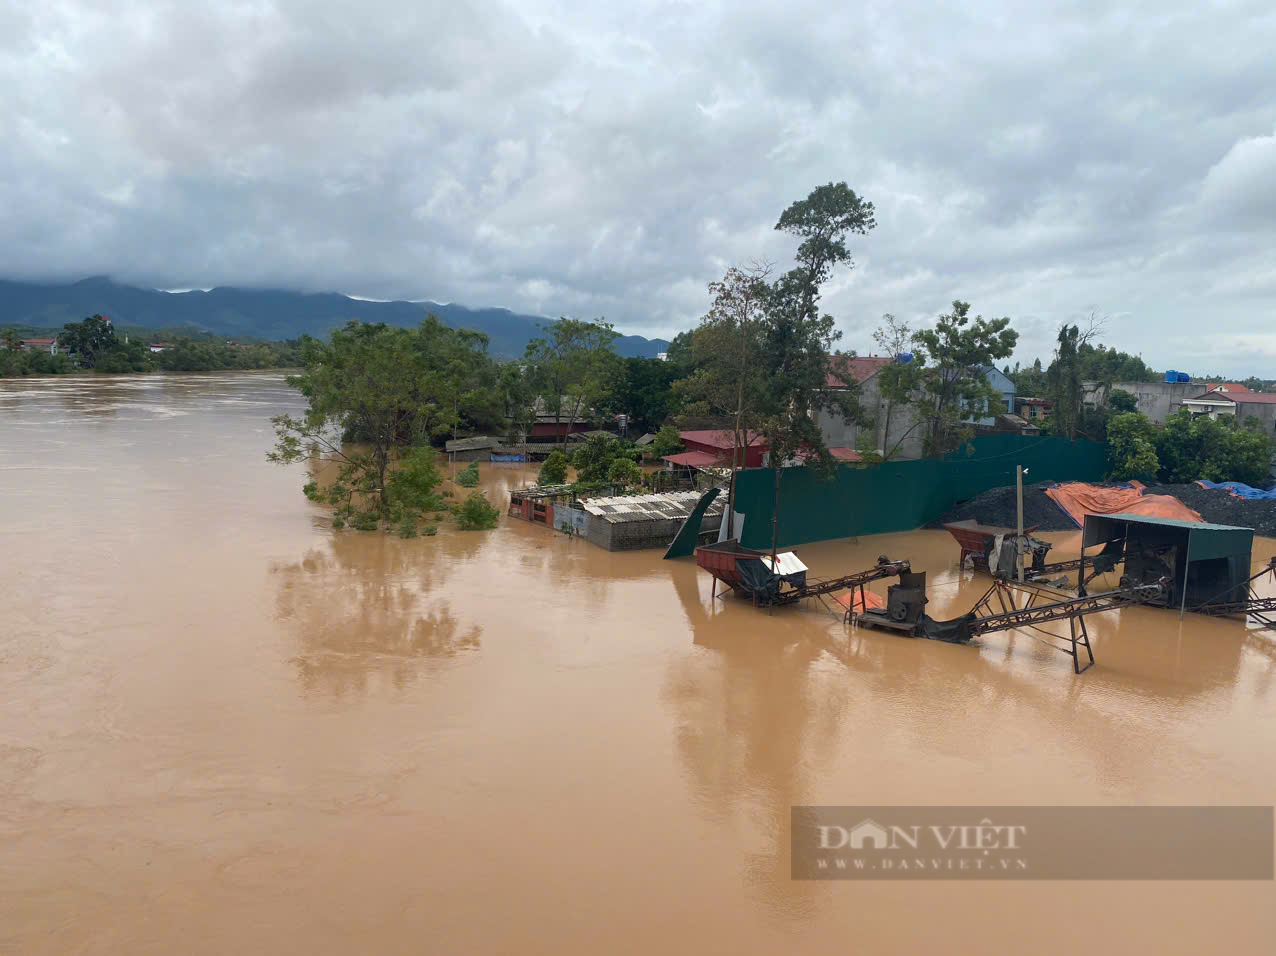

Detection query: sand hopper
xmin=694 ymin=541 xmax=910 ymax=611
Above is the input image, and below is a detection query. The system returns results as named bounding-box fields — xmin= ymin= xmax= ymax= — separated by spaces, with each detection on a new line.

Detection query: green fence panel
xmin=732 ymin=435 xmax=1107 ymax=549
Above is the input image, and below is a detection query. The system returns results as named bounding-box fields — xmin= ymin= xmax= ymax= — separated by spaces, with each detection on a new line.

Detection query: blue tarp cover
xmin=1197 ymin=480 xmax=1276 ymax=501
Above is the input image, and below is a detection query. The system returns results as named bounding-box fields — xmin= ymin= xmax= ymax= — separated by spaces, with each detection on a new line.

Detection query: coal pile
xmin=1143 ymin=483 xmax=1276 ymax=538
xmin=928 ymin=481 xmax=1081 ymax=532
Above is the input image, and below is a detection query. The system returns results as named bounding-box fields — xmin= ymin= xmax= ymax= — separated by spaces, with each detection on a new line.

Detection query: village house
xmin=966 ymin=365 xmax=1016 ymax=427
xmin=814 ymin=355 xmax=928 ymax=460
xmin=662 ymin=428 xmax=860 ymax=479
xmin=1084 ymin=379 xmax=1257 ymax=424
xmin=20 ymin=338 xmax=59 ymax=354
xmin=1015 ymin=397 xmax=1053 ymax=421
xmin=1180 ymin=389 xmax=1276 ymax=431
xmin=527 ymin=396 xmax=593 ymax=440
xmin=816 ymin=356 xmax=1016 ymax=460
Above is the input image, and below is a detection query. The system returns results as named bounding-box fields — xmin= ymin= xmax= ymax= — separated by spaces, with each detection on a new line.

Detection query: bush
xmin=454 ymin=491 xmax=500 ymax=530
xmin=538 ymin=450 xmax=569 ymax=485
xmin=607 ymin=457 xmax=643 ymax=487
xmin=1107 ymin=389 xmax=1138 ymax=413
xmin=1106 ymin=412 xmax=1160 ymax=482
xmin=387 ymin=446 xmax=444 ymax=512
xmin=454 ymin=460 xmax=481 ymax=488
xmin=397 ymin=516 xmax=418 ymax=538
xmin=331 ymin=515 xmax=346 ymax=530
xmin=351 ymin=511 xmax=379 ymax=532
xmin=423 ymin=523 xmax=438 ymax=536
xmin=1154 ymin=410 xmax=1275 ymax=486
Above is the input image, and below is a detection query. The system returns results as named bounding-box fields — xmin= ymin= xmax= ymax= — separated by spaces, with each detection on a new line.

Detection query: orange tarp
xmin=833 ymin=590 xmax=886 ymax=614
xmin=1044 ymin=482 xmax=1203 ymax=528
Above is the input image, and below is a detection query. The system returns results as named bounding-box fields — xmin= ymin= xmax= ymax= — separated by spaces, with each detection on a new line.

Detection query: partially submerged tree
xmin=911 ymin=301 xmax=1018 ymax=456
xmin=537 ymin=449 xmax=569 ymax=486
xmin=269 ymin=320 xmax=485 ymax=526
xmin=453 ymin=491 xmax=501 ymax=530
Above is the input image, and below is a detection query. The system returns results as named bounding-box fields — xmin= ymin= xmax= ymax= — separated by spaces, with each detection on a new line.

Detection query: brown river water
xmin=2 ymin=372 xmax=1274 ymax=953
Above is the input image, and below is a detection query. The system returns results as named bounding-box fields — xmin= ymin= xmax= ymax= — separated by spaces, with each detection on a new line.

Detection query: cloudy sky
xmin=3 ymin=0 xmax=1274 ymax=371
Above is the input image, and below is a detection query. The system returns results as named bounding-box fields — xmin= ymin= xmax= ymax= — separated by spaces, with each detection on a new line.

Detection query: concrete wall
xmin=1083 ymin=381 xmax=1202 ymax=424
xmin=814 ymin=374 xmax=925 ymax=460
xmin=1236 ymin=401 xmax=1276 ymax=434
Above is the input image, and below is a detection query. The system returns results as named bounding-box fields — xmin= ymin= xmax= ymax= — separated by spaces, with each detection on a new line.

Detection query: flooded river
xmin=2 ymin=373 xmax=1274 ymax=953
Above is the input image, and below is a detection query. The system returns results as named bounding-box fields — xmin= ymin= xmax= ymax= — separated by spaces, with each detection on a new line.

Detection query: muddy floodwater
xmin=2 ymin=373 xmax=1274 ymax=953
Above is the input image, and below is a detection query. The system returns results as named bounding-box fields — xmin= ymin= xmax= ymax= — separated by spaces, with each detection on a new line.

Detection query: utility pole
xmin=1016 ymin=465 xmax=1025 ymax=582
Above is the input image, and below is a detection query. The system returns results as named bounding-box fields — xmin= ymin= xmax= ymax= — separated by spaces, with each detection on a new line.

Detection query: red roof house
xmin=825 ymin=355 xmax=892 ymax=389
xmin=672 ymin=430 xmax=768 ymax=468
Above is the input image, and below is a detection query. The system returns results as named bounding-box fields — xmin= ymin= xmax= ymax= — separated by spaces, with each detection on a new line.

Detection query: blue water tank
xmin=895 ymin=352 xmax=914 ymax=364
xmin=1177 ymin=372 xmax=1191 ymax=383
xmin=1165 ymin=370 xmax=1178 ymax=383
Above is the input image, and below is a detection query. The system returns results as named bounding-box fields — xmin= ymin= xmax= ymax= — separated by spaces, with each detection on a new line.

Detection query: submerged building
xmin=508 ymin=487 xmax=725 ymax=551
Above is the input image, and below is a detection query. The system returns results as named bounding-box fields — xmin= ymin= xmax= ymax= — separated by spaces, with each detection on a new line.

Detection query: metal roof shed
xmin=1081 ymin=512 xmax=1253 ymax=616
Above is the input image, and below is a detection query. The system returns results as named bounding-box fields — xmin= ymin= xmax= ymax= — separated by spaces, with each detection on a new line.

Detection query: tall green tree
xmin=524 ymin=318 xmax=620 ymax=445
xmin=1047 ymin=323 xmax=1085 ymax=439
xmin=57 ymin=315 xmax=116 ymax=367
xmin=601 ymin=356 xmax=683 ymax=434
xmin=674 ymin=265 xmax=772 ymax=470
xmin=758 ymin=182 xmax=875 ymax=470
xmin=911 ymin=301 xmax=1018 ymax=456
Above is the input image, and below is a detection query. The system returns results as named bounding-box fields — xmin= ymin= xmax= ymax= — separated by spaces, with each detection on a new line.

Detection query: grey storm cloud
xmin=2 ymin=0 xmax=1275 ymax=371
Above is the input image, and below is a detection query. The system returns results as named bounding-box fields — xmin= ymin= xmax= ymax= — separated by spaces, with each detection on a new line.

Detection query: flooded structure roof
xmin=1082 ymin=512 xmax=1254 ymax=610
xmin=582 ymin=491 xmax=726 ymax=524
xmin=444 ymin=436 xmax=501 ymax=452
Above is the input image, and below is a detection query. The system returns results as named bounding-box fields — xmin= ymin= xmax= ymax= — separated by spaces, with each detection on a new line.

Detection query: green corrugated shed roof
xmin=1102 ymin=512 xmax=1255 ymax=533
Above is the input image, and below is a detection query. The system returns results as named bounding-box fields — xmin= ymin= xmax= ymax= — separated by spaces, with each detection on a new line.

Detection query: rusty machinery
xmin=853 ymin=573 xmax=1167 ymax=674
xmin=1196 ymin=556 xmax=1276 ymax=629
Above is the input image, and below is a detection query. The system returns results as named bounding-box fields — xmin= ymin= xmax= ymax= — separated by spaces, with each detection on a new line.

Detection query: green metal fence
xmin=731 ymin=435 xmax=1107 ymax=549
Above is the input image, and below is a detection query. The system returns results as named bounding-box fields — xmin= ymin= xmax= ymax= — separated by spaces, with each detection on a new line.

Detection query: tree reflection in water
xmin=273 ymin=530 xmax=482 ymax=698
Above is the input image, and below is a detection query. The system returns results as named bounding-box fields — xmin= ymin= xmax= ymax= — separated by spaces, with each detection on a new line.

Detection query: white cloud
xmin=0 ymin=1 xmax=1274 ymax=371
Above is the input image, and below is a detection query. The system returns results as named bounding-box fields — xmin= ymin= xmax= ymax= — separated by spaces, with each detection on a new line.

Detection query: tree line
xmin=0 ymin=315 xmax=302 ymax=377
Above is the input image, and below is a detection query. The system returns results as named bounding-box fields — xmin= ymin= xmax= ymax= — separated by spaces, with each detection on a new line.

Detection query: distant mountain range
xmin=0 ymin=277 xmax=671 ymax=359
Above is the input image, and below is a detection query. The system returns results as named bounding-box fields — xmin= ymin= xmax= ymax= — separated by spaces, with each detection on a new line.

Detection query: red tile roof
xmin=22 ymin=338 xmax=56 ymax=345
xmin=678 ymin=429 xmax=766 ymax=450
xmin=1202 ymin=382 xmax=1251 ymax=393
xmin=826 ymin=355 xmax=892 ymax=388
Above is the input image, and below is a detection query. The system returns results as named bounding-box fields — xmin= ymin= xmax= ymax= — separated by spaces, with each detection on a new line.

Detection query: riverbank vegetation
xmin=0 ymin=315 xmax=301 ymax=377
